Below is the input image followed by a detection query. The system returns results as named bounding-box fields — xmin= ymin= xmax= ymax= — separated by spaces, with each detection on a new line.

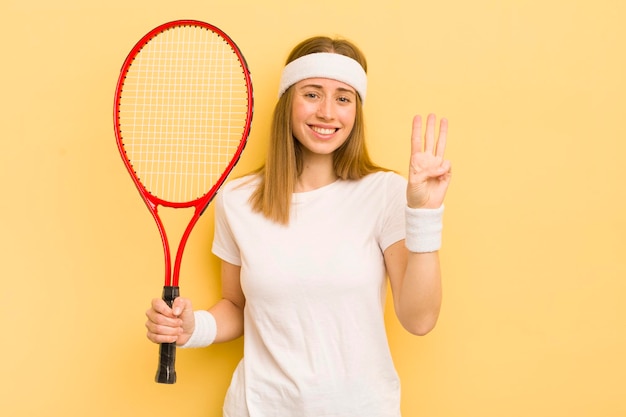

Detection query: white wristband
xmin=180 ymin=310 xmax=217 ymax=349
xmin=405 ymin=205 xmax=444 ymax=253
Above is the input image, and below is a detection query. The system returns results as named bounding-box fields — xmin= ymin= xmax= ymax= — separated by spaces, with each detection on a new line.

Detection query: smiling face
xmin=290 ymin=77 xmax=357 ymax=158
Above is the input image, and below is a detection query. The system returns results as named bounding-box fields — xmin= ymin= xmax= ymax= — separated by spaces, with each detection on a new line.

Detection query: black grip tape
xmin=155 ymin=285 xmax=180 ymax=384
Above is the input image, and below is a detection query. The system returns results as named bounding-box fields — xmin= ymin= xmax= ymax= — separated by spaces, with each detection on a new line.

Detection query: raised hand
xmin=407 ymin=114 xmax=452 ymax=209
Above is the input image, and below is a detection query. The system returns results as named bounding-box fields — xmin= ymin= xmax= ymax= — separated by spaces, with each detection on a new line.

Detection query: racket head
xmin=114 ymin=20 xmax=253 ymax=209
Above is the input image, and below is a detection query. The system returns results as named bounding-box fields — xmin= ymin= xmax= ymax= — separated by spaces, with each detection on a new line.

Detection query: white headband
xmin=278 ymin=52 xmax=367 ymax=103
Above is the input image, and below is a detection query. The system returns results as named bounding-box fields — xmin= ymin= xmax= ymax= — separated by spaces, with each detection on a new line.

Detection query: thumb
xmin=171 ymin=296 xmax=193 ymax=317
xmin=171 ymin=297 xmax=196 ymax=339
xmin=437 ymin=160 xmax=452 ymax=178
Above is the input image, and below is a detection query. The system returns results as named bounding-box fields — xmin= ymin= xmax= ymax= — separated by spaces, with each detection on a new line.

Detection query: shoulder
xmin=333 ymin=171 xmax=406 ymax=205
xmin=360 ymin=172 xmax=407 ymax=209
xmin=215 ymin=174 xmax=260 ymax=209
xmin=358 ymin=171 xmax=406 ymax=190
xmin=221 ymin=174 xmax=259 ymax=195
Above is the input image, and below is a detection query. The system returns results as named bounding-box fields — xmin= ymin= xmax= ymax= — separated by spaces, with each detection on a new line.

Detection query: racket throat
xmin=161 ymin=285 xmax=180 ymax=307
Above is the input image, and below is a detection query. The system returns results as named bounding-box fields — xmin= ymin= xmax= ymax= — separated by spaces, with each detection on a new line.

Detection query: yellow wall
xmin=2 ymin=0 xmax=625 ymax=415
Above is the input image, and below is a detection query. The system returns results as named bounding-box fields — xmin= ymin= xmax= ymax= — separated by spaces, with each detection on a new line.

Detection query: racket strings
xmin=118 ymin=25 xmax=249 ymax=203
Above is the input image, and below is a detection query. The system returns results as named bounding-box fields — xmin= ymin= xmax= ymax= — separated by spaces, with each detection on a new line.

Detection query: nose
xmin=316 ymin=97 xmax=333 ymax=120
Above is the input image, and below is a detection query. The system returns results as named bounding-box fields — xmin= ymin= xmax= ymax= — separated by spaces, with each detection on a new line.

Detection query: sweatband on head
xmin=405 ymin=205 xmax=444 ymax=253
xmin=278 ymin=52 xmax=367 ymax=103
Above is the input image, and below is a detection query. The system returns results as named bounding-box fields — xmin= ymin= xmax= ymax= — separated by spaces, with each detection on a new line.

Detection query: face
xmin=290 ymin=77 xmax=357 ymax=158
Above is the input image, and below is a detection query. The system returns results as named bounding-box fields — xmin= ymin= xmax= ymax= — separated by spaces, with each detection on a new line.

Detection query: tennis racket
xmin=113 ymin=20 xmax=253 ymax=384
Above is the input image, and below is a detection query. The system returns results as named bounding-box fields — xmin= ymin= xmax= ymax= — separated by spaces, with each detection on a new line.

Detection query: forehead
xmin=294 ymin=77 xmax=357 ymax=94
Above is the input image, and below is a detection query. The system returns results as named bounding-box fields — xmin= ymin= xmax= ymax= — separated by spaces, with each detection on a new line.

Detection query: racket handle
xmin=155 ymin=285 xmax=180 ymax=384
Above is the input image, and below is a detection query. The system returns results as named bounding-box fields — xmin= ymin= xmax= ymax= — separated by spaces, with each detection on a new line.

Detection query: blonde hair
xmin=249 ymin=36 xmax=388 ymax=224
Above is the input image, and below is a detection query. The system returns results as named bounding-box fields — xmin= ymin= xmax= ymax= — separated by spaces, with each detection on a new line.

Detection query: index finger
xmin=151 ymin=298 xmax=175 ymax=317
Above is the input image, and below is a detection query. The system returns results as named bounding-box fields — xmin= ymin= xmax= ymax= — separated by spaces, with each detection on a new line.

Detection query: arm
xmin=385 ymin=242 xmax=442 ymax=335
xmin=208 ymin=260 xmax=245 ymax=343
xmin=145 ymin=260 xmax=245 ymax=346
xmin=385 ymin=114 xmax=451 ymax=336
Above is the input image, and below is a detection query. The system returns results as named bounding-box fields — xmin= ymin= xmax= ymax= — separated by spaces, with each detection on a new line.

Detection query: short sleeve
xmin=379 ymin=173 xmax=407 ymax=252
xmin=211 ymin=189 xmax=242 ymax=266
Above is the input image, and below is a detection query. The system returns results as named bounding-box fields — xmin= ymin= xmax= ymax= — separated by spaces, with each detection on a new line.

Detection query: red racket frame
xmin=114 ymin=20 xmax=253 ymax=289
xmin=113 ymin=20 xmax=253 ymax=384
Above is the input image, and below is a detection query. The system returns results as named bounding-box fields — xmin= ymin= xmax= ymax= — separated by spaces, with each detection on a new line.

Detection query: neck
xmin=295 ymin=152 xmax=337 ymax=192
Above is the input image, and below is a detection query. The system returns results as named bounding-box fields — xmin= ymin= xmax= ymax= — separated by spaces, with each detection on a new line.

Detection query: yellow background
xmin=2 ymin=0 xmax=625 ymax=416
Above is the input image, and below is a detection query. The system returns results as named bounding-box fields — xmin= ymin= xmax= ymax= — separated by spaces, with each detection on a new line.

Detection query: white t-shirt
xmin=212 ymin=171 xmax=407 ymax=417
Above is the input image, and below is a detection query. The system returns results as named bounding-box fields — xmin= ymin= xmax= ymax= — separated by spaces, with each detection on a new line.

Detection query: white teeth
xmin=311 ymin=126 xmax=336 ymax=135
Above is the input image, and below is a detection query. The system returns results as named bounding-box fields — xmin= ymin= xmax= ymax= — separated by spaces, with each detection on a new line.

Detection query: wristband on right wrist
xmin=179 ymin=310 xmax=217 ymax=349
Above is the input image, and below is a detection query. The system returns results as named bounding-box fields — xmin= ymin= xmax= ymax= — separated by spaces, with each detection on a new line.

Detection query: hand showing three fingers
xmin=407 ymin=114 xmax=452 ymax=209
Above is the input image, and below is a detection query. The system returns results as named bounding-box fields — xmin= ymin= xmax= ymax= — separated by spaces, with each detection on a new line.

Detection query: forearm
xmin=394 ymin=250 xmax=442 ymax=335
xmin=181 ymin=260 xmax=245 ymax=348
xmin=396 ymin=201 xmax=445 ymax=334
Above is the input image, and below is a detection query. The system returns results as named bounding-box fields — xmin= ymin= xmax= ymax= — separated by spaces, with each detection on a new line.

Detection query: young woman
xmin=145 ymin=36 xmax=452 ymax=416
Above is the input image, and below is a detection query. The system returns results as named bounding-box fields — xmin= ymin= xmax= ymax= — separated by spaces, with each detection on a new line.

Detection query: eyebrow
xmin=298 ymin=83 xmax=357 ymax=96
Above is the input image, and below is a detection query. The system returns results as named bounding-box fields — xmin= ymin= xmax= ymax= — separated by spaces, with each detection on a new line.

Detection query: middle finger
xmin=424 ymin=114 xmax=436 ymax=153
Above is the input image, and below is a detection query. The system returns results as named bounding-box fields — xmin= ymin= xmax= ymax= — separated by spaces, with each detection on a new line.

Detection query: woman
xmin=146 ymin=35 xmax=452 ymax=416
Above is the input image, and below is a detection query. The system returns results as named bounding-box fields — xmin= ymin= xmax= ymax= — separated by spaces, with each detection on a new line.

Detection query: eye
xmin=305 ymin=92 xmax=320 ymax=99
xmin=337 ymin=96 xmax=352 ymax=104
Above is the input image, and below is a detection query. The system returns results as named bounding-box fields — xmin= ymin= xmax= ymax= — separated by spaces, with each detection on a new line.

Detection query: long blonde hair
xmin=249 ymin=36 xmax=388 ymax=224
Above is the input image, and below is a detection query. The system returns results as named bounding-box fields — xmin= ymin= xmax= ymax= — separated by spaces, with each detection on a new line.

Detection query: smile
xmin=310 ymin=126 xmax=337 ymax=135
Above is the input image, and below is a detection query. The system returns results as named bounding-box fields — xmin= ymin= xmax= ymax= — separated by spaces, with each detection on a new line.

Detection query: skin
xmin=145 ymin=78 xmax=452 ymax=344
xmin=291 ymin=78 xmax=357 ymax=191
